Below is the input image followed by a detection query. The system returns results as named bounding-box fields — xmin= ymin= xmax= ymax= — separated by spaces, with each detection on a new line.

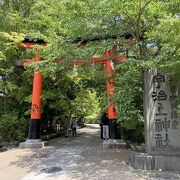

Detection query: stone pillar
xmin=129 ymin=69 xmax=180 ymax=170
xmin=144 ymin=69 xmax=180 ymax=155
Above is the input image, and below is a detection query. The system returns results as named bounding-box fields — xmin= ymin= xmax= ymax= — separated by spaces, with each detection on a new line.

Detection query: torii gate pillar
xmin=19 ymin=53 xmax=47 ymax=148
xmin=29 ymin=55 xmax=42 ymax=139
xmin=104 ymin=50 xmax=117 ymax=139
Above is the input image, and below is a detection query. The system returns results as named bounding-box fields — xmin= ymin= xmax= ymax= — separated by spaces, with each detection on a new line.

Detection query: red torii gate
xmin=19 ymin=39 xmax=127 ymax=140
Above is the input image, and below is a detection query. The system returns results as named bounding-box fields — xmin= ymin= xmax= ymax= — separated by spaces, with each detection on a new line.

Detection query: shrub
xmin=0 ymin=112 xmax=27 ymax=141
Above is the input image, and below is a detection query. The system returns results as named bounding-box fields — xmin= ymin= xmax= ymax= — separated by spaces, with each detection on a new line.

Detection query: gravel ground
xmin=0 ymin=124 xmax=179 ymax=180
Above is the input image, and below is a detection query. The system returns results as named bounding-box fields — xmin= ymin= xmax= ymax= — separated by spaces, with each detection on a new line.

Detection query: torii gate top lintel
xmin=19 ymin=40 xmax=127 ymax=65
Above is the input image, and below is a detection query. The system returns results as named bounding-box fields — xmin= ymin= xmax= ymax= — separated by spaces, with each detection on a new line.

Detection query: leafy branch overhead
xmin=0 ymin=0 xmax=179 ymax=139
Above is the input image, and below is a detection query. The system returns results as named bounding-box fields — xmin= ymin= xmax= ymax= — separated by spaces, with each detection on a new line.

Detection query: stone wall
xmin=129 ymin=151 xmax=180 ymax=171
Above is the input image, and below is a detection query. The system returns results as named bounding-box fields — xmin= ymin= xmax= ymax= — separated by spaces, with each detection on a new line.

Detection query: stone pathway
xmin=0 ymin=124 xmax=180 ymax=180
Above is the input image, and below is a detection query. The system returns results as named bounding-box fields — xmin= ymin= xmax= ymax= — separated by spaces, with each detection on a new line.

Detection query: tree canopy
xmin=0 ymin=0 xmax=179 ymax=140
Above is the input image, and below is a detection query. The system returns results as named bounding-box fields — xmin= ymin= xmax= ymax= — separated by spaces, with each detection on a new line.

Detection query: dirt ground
xmin=0 ymin=124 xmax=179 ymax=180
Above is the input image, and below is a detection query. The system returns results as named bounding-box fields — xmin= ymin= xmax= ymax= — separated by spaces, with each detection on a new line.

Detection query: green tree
xmin=0 ymin=0 xmax=179 ymax=141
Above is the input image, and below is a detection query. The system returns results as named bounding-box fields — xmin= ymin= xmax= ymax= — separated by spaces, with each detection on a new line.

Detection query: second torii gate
xmin=19 ymin=38 xmax=127 ymax=147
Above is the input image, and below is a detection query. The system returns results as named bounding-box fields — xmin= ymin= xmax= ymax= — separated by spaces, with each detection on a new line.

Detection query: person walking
xmin=71 ymin=118 xmax=77 ymax=137
xmin=101 ymin=113 xmax=109 ymax=140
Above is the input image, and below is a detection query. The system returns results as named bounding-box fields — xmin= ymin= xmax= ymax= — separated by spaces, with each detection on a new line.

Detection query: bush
xmin=121 ymin=124 xmax=145 ymax=144
xmin=0 ymin=112 xmax=27 ymax=141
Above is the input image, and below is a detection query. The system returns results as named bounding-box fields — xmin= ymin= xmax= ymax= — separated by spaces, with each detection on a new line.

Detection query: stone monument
xmin=129 ymin=69 xmax=180 ymax=171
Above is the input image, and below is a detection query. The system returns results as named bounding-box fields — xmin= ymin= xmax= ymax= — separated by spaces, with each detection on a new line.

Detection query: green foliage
xmin=0 ymin=112 xmax=27 ymax=141
xmin=0 ymin=0 xmax=180 ymax=141
xmin=121 ymin=125 xmax=144 ymax=144
xmin=42 ymin=67 xmax=100 ymax=121
xmin=115 ymin=59 xmax=145 ymax=129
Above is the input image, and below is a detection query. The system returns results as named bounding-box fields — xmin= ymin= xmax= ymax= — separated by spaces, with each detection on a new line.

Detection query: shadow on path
xmin=6 ymin=124 xmax=143 ymax=180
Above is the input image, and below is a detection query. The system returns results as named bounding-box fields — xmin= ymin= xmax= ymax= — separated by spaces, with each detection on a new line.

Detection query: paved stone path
xmin=0 ymin=124 xmax=180 ymax=180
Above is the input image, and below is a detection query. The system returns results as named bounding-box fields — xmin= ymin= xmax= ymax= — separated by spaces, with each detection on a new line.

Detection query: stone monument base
xmin=129 ymin=151 xmax=180 ymax=171
xmin=19 ymin=139 xmax=48 ymax=148
xmin=103 ymin=139 xmax=127 ymax=149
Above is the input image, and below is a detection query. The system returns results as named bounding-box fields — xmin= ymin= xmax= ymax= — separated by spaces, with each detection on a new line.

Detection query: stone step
xmin=103 ymin=139 xmax=127 ymax=149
